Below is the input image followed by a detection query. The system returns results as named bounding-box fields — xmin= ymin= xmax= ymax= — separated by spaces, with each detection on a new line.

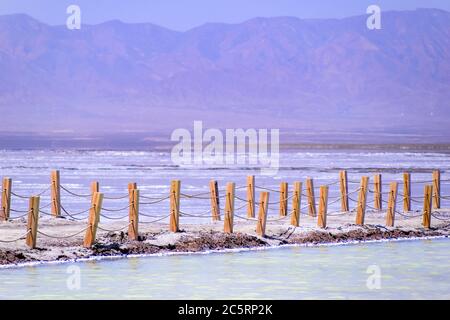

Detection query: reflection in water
xmin=0 ymin=239 xmax=449 ymax=299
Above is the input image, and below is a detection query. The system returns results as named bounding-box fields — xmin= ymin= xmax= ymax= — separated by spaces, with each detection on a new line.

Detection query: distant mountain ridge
xmin=0 ymin=9 xmax=449 ymax=139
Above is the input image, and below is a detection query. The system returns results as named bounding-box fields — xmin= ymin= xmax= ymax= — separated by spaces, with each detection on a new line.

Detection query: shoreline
xmin=1 ymin=219 xmax=449 ymax=269
xmin=1 ymin=234 xmax=449 ymax=270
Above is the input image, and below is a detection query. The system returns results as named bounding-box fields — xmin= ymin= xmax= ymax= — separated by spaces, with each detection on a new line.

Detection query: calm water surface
xmin=0 ymin=238 xmax=449 ymax=299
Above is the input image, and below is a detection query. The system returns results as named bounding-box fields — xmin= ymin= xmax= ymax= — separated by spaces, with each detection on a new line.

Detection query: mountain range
xmin=0 ymin=8 xmax=449 ymax=144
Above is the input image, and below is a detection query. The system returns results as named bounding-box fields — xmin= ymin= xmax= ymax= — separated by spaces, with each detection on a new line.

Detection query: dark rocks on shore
xmin=1 ymin=224 xmax=449 ymax=267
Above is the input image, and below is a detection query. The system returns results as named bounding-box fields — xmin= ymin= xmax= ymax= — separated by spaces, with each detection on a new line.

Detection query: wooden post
xmin=1 ymin=177 xmax=12 ymax=221
xmin=386 ymin=182 xmax=398 ymax=227
xmin=318 ymin=186 xmax=328 ymax=229
xmin=422 ymin=185 xmax=432 ymax=229
xmin=90 ymin=181 xmax=99 ymax=205
xmin=209 ymin=180 xmax=221 ymax=221
xmin=432 ymin=170 xmax=441 ymax=209
xmin=169 ymin=180 xmax=181 ymax=233
xmin=306 ymin=178 xmax=316 ymax=217
xmin=374 ymin=174 xmax=382 ymax=211
xmin=356 ymin=176 xmax=369 ymax=225
xmin=403 ymin=172 xmax=411 ymax=212
xmin=26 ymin=196 xmax=40 ymax=249
xmin=291 ymin=182 xmax=302 ymax=227
xmin=339 ymin=170 xmax=349 ymax=212
xmin=256 ymin=192 xmax=269 ymax=237
xmin=128 ymin=182 xmax=137 ymax=191
xmin=224 ymin=182 xmax=235 ymax=233
xmin=50 ymin=170 xmax=61 ymax=217
xmin=279 ymin=182 xmax=288 ymax=217
xmin=246 ymin=176 xmax=255 ymax=218
xmin=128 ymin=189 xmax=139 ymax=241
xmin=83 ymin=192 xmax=103 ymax=248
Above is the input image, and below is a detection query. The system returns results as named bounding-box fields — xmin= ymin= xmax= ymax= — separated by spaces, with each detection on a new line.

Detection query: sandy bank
xmin=1 ymin=212 xmax=449 ymax=266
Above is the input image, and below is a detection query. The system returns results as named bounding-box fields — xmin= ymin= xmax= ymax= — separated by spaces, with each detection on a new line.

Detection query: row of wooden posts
xmin=0 ymin=170 xmax=444 ymax=249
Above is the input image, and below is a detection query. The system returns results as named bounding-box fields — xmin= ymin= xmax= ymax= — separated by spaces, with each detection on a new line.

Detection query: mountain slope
xmin=0 ymin=9 xmax=449 ymax=137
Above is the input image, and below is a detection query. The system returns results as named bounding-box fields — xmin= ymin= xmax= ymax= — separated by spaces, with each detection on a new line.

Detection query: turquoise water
xmin=1 ymin=238 xmax=449 ymax=299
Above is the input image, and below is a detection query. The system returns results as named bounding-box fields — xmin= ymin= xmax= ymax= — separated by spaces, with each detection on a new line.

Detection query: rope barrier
xmin=10 ymin=208 xmax=29 ymax=213
xmin=10 ymin=191 xmax=30 ymax=199
xmin=101 ymin=204 xmax=131 ymax=212
xmin=139 ymin=212 xmax=170 ymax=218
xmin=267 ymin=213 xmax=291 ymax=222
xmin=327 ymin=211 xmax=349 ymax=216
xmin=180 ymin=191 xmax=211 ymax=199
xmin=100 ymin=213 xmax=129 ymax=220
xmin=140 ymin=197 xmax=170 ymax=205
xmin=139 ymin=214 xmax=171 ymax=224
xmin=97 ymin=222 xmax=132 ymax=233
xmin=233 ymin=213 xmax=258 ymax=221
xmin=140 ymin=194 xmax=170 ymax=201
xmin=431 ymin=213 xmax=450 ymax=221
xmin=8 ymin=212 xmax=31 ymax=219
xmin=0 ymin=230 xmax=30 ymax=243
xmin=267 ymin=194 xmax=294 ymax=205
xmin=61 ymin=204 xmax=92 ymax=217
xmin=102 ymin=194 xmax=129 ymax=200
xmin=60 ymin=185 xmax=91 ymax=198
xmin=179 ymin=208 xmax=212 ymax=217
xmin=39 ymin=210 xmax=54 ymax=216
xmin=255 ymin=186 xmax=280 ymax=193
xmin=39 ymin=202 xmax=52 ymax=210
xmin=11 ymin=185 xmax=52 ymax=198
xmin=37 ymin=226 xmax=89 ymax=239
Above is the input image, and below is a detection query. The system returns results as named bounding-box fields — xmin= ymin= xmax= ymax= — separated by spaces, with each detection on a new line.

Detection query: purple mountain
xmin=0 ymin=9 xmax=450 ymax=141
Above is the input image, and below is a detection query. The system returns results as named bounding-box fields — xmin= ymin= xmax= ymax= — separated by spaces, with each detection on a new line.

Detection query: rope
xmin=37 ymin=226 xmax=89 ymax=239
xmin=10 ymin=208 xmax=29 ymax=213
xmin=327 ymin=211 xmax=348 ymax=216
xmin=235 ymin=195 xmax=250 ymax=203
xmin=97 ymin=222 xmax=132 ymax=233
xmin=233 ymin=213 xmax=258 ymax=221
xmin=61 ymin=204 xmax=92 ymax=217
xmin=12 ymin=185 xmax=53 ymax=198
xmin=101 ymin=204 xmax=131 ymax=212
xmin=0 ymin=230 xmax=30 ymax=243
xmin=139 ymin=212 xmax=170 ymax=218
xmin=179 ymin=208 xmax=212 ymax=217
xmin=324 ymin=181 xmax=340 ymax=187
xmin=39 ymin=210 xmax=54 ymax=216
xmin=100 ymin=213 xmax=129 ymax=220
xmin=180 ymin=212 xmax=211 ymax=218
xmin=431 ymin=213 xmax=450 ymax=221
xmin=255 ymin=186 xmax=280 ymax=193
xmin=102 ymin=194 xmax=129 ymax=200
xmin=10 ymin=191 xmax=30 ymax=199
xmin=8 ymin=212 xmax=30 ymax=219
xmin=180 ymin=191 xmax=211 ymax=199
xmin=267 ymin=214 xmax=290 ymax=222
xmin=139 ymin=214 xmax=171 ymax=224
xmin=39 ymin=202 xmax=52 ymax=210
xmin=140 ymin=194 xmax=170 ymax=201
xmin=394 ymin=210 xmax=423 ymax=219
xmin=60 ymin=185 xmax=91 ymax=198
xmin=327 ymin=197 xmax=342 ymax=206
xmin=267 ymin=194 xmax=294 ymax=205
xmin=140 ymin=197 xmax=170 ymax=205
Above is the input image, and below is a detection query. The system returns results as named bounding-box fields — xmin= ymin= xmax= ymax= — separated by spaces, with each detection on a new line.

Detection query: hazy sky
xmin=0 ymin=0 xmax=449 ymax=30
